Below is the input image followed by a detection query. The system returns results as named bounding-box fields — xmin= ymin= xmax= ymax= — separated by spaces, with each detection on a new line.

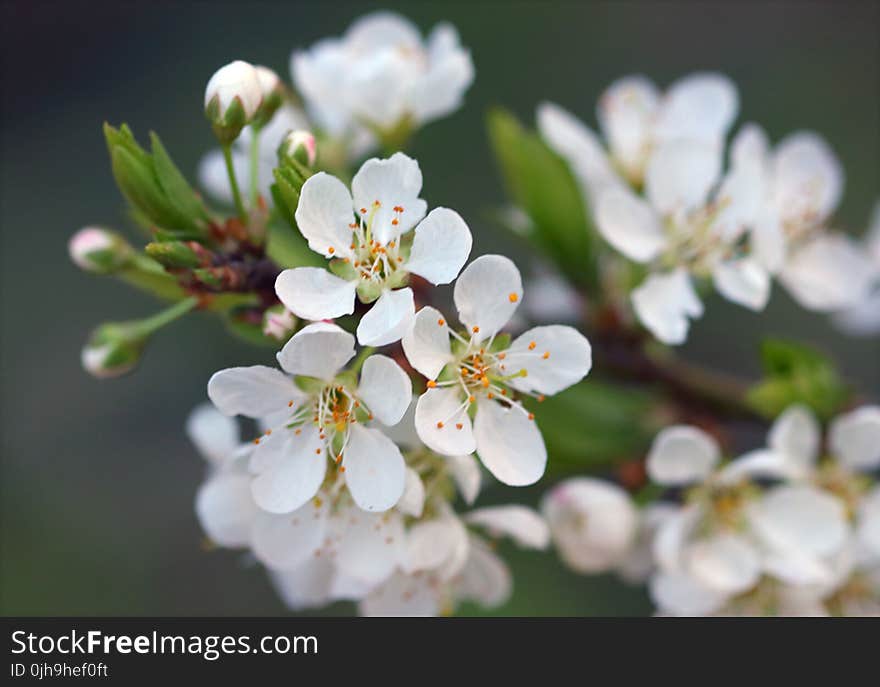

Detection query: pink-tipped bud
xmin=283 ymin=130 xmax=317 ymax=166
xmin=69 ymin=226 xmax=131 ymax=274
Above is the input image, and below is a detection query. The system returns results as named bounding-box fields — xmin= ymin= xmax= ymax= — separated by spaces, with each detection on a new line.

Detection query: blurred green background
xmin=1 ymin=0 xmax=877 ymax=616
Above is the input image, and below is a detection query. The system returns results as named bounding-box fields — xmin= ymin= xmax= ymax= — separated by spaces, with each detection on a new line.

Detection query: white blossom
xmin=541 ymin=477 xmax=638 ymax=573
xmin=834 ymin=201 xmax=880 ymax=335
xmin=207 ymin=322 xmax=411 ymax=514
xmin=292 ymin=11 xmax=474 ymax=147
xmin=276 ymin=153 xmax=472 ymax=346
xmin=402 ymin=255 xmax=592 ymax=486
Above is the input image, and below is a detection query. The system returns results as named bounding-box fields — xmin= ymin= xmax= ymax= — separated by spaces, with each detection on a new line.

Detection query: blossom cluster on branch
xmin=70 ymin=11 xmax=880 ymax=616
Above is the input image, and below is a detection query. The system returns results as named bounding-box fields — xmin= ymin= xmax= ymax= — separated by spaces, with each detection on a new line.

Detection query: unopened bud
xmin=81 ymin=323 xmax=145 ymax=379
xmin=262 ymin=306 xmax=298 ymax=340
xmin=204 ymin=60 xmax=263 ymax=143
xmin=282 ymin=130 xmax=317 ymax=167
xmin=145 ymin=240 xmax=210 ymax=269
xmin=69 ymin=226 xmax=132 ymax=274
xmin=251 ymin=65 xmax=285 ymax=127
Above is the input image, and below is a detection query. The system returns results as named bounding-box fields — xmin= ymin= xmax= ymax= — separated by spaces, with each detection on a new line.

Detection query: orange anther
xmin=542 ymin=351 xmax=550 ymax=359
xmin=509 ymin=292 xmax=519 ymax=303
xmin=288 ymin=400 xmax=294 ymax=407
xmin=253 ymin=438 xmax=260 ymax=445
xmin=295 ymin=429 xmax=302 ymax=435
xmin=360 ymin=208 xmax=367 ymax=214
xmin=497 ymin=352 xmax=506 ymax=360
xmin=328 ymin=246 xmax=335 ymax=254
xmin=468 ymin=395 xmax=476 ymax=403
xmin=427 ymin=380 xmax=437 ymax=388
xmin=436 ymin=421 xmax=444 ymax=429
xmin=528 ymin=341 xmax=536 ymax=350
xmin=455 ymin=423 xmax=463 ymax=430
xmin=438 ymin=318 xmax=445 ymax=326
xmin=472 ymin=326 xmax=480 ymax=334
xmin=480 ymin=376 xmax=489 ymax=388
xmin=315 ymin=448 xmax=322 ymax=455
xmin=528 ymin=413 xmax=535 ymax=420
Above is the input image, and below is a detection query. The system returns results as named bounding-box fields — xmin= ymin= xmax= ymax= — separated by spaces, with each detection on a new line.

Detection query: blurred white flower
xmin=541 ymin=477 xmax=638 ymax=574
xmin=746 ymin=130 xmax=877 ymax=312
xmin=275 ymin=153 xmax=473 ymax=346
xmin=207 ymin=323 xmax=411 ymax=513
xmin=360 ymin=504 xmax=548 ymax=616
xmin=646 ymin=424 xmax=850 ymax=615
xmin=594 ymin=129 xmax=771 ymax=344
xmin=538 ymin=72 xmax=738 ymax=200
xmin=402 ymin=255 xmax=592 ymax=486
xmin=834 ymin=202 xmax=880 ymax=335
xmin=199 ymin=104 xmax=310 ymax=205
xmin=292 ymin=11 xmax=474 ymax=146
xmin=204 ymin=60 xmax=264 ymax=123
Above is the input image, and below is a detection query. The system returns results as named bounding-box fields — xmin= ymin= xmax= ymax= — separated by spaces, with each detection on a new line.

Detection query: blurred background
xmin=1 ymin=0 xmax=877 ymax=616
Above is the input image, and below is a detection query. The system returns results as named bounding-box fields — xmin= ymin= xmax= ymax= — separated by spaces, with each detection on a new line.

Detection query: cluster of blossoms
xmin=72 ymin=8 xmax=879 ymax=617
xmin=539 ymin=73 xmax=878 ymax=344
xmin=543 ymin=404 xmax=880 ymax=616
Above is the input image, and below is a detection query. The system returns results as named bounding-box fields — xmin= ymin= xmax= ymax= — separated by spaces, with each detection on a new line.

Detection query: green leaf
xmin=747 ymin=339 xmax=849 ymax=420
xmin=149 ymin=132 xmax=210 ymax=228
xmin=265 ymin=221 xmax=324 ymax=269
xmin=526 ymin=379 xmax=661 ymax=471
xmin=486 ymin=107 xmax=597 ymax=288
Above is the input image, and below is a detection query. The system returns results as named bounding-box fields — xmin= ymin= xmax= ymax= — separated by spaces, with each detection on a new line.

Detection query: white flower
xmin=594 ymin=130 xmax=771 ymax=344
xmin=538 ymin=72 xmax=738 ymax=199
xmin=834 ymin=201 xmax=880 ymax=335
xmin=207 ymin=322 xmax=411 ymax=513
xmin=292 ymin=11 xmax=474 ymax=144
xmin=265 ymin=488 xmax=406 ymax=610
xmin=645 ymin=424 xmax=850 ymax=615
xmin=402 ymin=255 xmax=592 ymax=486
xmin=199 ymin=104 xmax=310 ymax=205
xmin=746 ymin=130 xmax=877 ymax=311
xmin=276 ymin=153 xmax=473 ymax=346
xmin=615 ymin=503 xmax=678 ymax=585
xmin=187 ymin=404 xmax=259 ymax=548
xmin=68 ymin=226 xmax=130 ymax=274
xmin=541 ymin=477 xmax=638 ymax=573
xmin=359 ymin=503 xmax=548 ymax=616
xmin=205 ymin=60 xmax=263 ymax=129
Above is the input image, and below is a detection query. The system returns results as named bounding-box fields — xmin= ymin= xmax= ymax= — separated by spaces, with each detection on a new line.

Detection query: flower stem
xmin=350 ymin=346 xmax=375 ymax=373
xmin=222 ymin=143 xmax=248 ymax=224
xmin=249 ymin=126 xmax=261 ymax=206
xmin=132 ymin=296 xmax=200 ymax=338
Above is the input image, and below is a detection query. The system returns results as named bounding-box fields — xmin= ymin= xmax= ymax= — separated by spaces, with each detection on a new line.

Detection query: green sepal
xmin=329 ymin=259 xmax=358 ymax=281
xmin=295 ymin=376 xmax=327 ymax=395
xmin=489 ymin=333 xmax=512 ymax=353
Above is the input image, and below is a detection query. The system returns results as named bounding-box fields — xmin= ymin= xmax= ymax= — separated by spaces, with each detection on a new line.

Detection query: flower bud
xmin=81 ymin=323 xmax=145 ymax=379
xmin=68 ymin=226 xmax=132 ymax=274
xmin=204 ymin=60 xmax=263 ymax=143
xmin=145 ymin=240 xmax=211 ymax=269
xmin=251 ymin=65 xmax=285 ymax=128
xmin=282 ymin=130 xmax=317 ymax=167
xmin=262 ymin=306 xmax=298 ymax=340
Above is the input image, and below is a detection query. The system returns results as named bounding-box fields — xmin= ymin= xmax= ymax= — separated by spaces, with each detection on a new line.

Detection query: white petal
xmin=650 ymin=572 xmax=729 ymax=616
xmin=207 ymin=366 xmax=300 ymax=419
xmin=343 ymin=424 xmax=406 ymax=512
xmin=401 ymin=306 xmax=453 ymax=380
xmin=771 ymin=131 xmax=843 ymax=225
xmin=250 ymin=428 xmax=327 ymax=514
xmin=647 ymin=425 xmax=720 ymax=486
xmin=335 ymin=508 xmax=404 ymax=585
xmin=398 ymin=468 xmax=425 ymax=517
xmin=596 ymin=75 xmax=659 ymax=179
xmin=355 ymin=287 xmax=415 ymax=346
xmin=251 ymin=499 xmax=327 ymax=570
xmin=645 ymin=140 xmax=723 ymax=214
xmin=857 ymin=487 xmax=880 ymax=559
xmin=473 ymin=399 xmax=547 ymax=486
xmin=195 ymin=472 xmax=257 ymax=547
xmin=537 ymin=101 xmax=617 ymax=196
xmin=448 ymin=454 xmax=481 ymax=505
xmin=276 ymin=321 xmax=355 ymax=381
xmin=455 ymin=537 xmax=512 ymax=608
xmin=751 ymin=206 xmax=787 ymax=273
xmin=654 ymin=72 xmax=739 ymax=145
xmin=405 ymin=208 xmax=473 ymax=284
xmin=780 ymin=234 xmax=877 ymax=311
xmin=414 ymin=388 xmax=475 ymax=456
xmin=356 ymin=354 xmax=412 ymax=426
xmin=653 ymin=505 xmax=701 ymax=572
xmin=506 ymin=325 xmax=592 ymax=396
xmin=410 ymin=24 xmax=474 ymax=123
xmin=465 ymin=505 xmax=549 ymax=550
xmin=768 ymin=404 xmax=820 ymax=473
xmin=829 ymin=405 xmax=880 ymax=472
xmin=351 ymin=153 xmax=427 ymax=244
xmin=274 ymin=267 xmax=357 ymax=322
xmin=833 ymin=289 xmax=880 ymax=337
xmin=717 ymin=449 xmax=800 ymax=484
xmin=404 ymin=517 xmax=467 ymax=573
xmin=712 ymin=257 xmax=771 ymax=311
xmin=293 ymin=172 xmax=356 ymax=259
xmin=541 ymin=477 xmax=638 ymax=573
xmin=595 ymin=186 xmax=666 ymax=262
xmin=749 ymin=484 xmax=849 ymax=559
xmin=270 ymin=558 xmax=333 ymax=610
xmin=685 ymin=534 xmax=761 ymax=595
xmin=359 ymin=571 xmax=439 ymax=617
xmin=453 ymin=254 xmax=522 ymax=340
xmin=186 ymin=403 xmax=240 ymax=464
xmin=631 ymin=269 xmax=704 ymax=345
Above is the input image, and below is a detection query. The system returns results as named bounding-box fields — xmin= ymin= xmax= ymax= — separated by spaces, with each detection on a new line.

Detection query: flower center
xmin=346 ymin=200 xmax=407 ymax=287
